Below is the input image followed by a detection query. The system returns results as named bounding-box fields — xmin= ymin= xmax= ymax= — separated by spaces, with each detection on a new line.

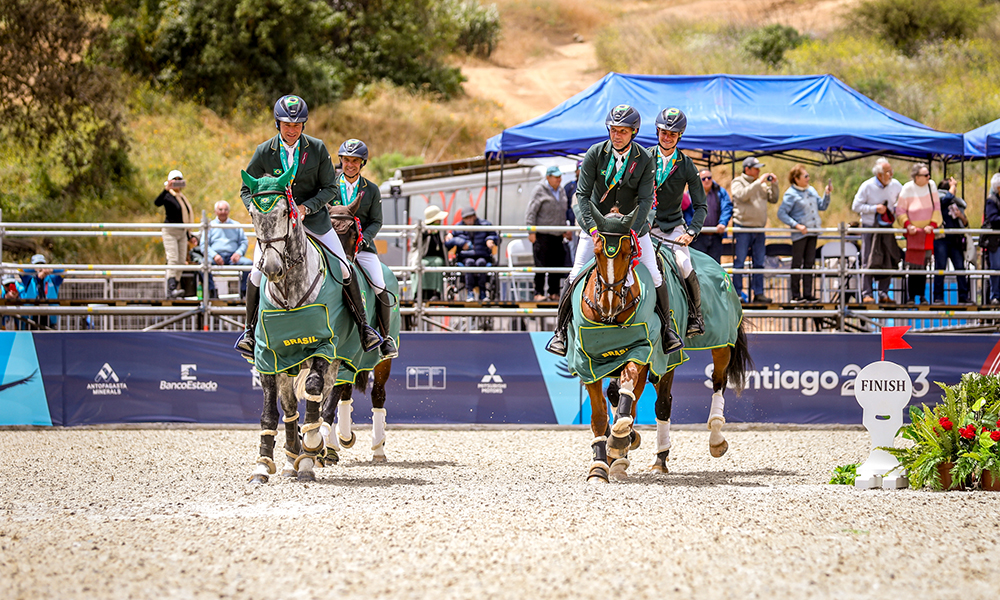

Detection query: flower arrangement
xmin=882 ymin=372 xmax=1000 ymax=490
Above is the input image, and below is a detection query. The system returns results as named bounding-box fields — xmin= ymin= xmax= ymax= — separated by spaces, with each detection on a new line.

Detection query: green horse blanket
xmin=566 ymin=246 xmax=742 ymax=384
xmin=253 ymin=241 xmax=401 ymax=377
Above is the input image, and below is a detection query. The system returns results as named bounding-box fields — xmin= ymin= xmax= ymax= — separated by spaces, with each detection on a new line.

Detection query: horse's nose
xmin=261 ymin=255 xmax=284 ymax=280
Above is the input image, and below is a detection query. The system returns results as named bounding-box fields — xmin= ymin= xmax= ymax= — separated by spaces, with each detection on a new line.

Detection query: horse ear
xmin=346 ymin=194 xmax=361 ymax=215
xmin=276 ymin=167 xmax=294 ymax=190
xmin=240 ymin=170 xmax=257 ymax=193
xmin=589 ymin=200 xmax=607 ymax=232
xmin=624 ymin=206 xmax=639 ymax=231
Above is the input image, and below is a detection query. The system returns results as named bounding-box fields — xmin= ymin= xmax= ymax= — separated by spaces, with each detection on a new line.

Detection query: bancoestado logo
xmin=478 ymin=364 xmax=507 ymax=394
xmin=88 ymin=363 xmax=128 ymax=395
xmin=160 ymin=363 xmax=219 ymax=392
xmin=705 ymin=362 xmax=931 ymax=398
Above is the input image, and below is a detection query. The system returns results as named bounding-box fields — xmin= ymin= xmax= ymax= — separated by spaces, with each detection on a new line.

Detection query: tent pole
xmin=484 ymin=154 xmax=490 ymax=210
xmin=498 ymin=152 xmax=505 ymax=226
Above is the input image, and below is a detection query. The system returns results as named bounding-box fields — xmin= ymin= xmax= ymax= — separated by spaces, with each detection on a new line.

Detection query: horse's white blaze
xmin=655 ymin=418 xmax=672 ymax=453
xmin=337 ymin=399 xmax=353 ymax=441
xmin=603 ymin=256 xmax=616 ymax=312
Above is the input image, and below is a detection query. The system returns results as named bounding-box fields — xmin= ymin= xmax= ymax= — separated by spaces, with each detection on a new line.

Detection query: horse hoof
xmin=588 ymin=462 xmax=609 ymax=484
xmin=649 ymin=463 xmax=669 ymax=474
xmin=319 ymin=446 xmax=339 ymax=467
xmin=281 ymin=468 xmax=297 ymax=478
xmin=371 ymin=454 xmax=387 ymax=464
xmin=587 ymin=475 xmax=609 ymax=485
xmin=297 ymin=470 xmax=316 ymax=482
xmin=629 ymin=430 xmax=641 ymax=451
xmin=609 ymin=458 xmax=630 ymax=481
xmin=710 ymin=439 xmax=729 ymax=458
xmin=339 ymin=432 xmax=357 ymax=449
xmin=649 ymin=451 xmax=669 ymax=473
xmin=248 ymin=474 xmax=269 ymax=485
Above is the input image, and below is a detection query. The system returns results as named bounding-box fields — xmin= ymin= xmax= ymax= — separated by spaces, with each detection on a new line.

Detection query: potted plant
xmin=883 ymin=373 xmax=1000 ymax=491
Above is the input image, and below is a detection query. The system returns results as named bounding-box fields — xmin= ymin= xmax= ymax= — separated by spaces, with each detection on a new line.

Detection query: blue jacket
xmin=19 ymin=272 xmax=63 ymax=300
xmin=684 ymin=183 xmax=733 ymax=237
xmin=778 ymin=185 xmax=830 ymax=241
xmin=207 ymin=218 xmax=249 ymax=260
xmin=447 ymin=218 xmax=499 ymax=260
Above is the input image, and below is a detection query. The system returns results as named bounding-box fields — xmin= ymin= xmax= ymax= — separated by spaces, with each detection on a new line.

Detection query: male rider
xmin=547 ymin=104 xmax=683 ymax=356
xmin=648 ymin=107 xmax=706 ymax=337
xmin=332 ymin=139 xmax=398 ymax=359
xmin=235 ymin=95 xmax=381 ymax=358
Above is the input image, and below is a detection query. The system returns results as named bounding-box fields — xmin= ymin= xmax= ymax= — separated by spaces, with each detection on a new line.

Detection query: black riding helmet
xmin=338 ymin=139 xmax=369 ymax=167
xmin=655 ymin=107 xmax=687 ymax=136
xmin=274 ymin=95 xmax=309 ymax=130
xmin=605 ymin=104 xmax=641 ymax=142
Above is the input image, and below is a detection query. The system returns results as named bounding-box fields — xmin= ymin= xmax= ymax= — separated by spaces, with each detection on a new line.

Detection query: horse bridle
xmin=251 ymin=190 xmax=319 ymax=309
xmin=583 ymin=231 xmax=640 ymax=324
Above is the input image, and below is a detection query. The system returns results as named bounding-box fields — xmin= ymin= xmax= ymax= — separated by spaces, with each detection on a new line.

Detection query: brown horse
xmin=317 ymin=201 xmax=396 ymax=463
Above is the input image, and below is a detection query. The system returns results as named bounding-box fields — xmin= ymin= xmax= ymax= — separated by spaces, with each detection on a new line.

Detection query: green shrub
xmin=829 ymin=463 xmax=858 ymax=485
xmin=849 ymin=0 xmax=987 ymax=56
xmin=448 ymin=0 xmax=502 ymax=58
xmin=741 ymin=24 xmax=805 ymax=67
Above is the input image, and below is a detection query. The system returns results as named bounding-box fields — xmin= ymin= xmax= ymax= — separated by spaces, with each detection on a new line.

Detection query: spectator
xmin=21 ymin=254 xmax=64 ymax=328
xmin=896 ymin=163 xmax=941 ymax=305
xmin=932 ymin=177 xmax=970 ymax=304
xmin=446 ymin=206 xmax=498 ymax=301
xmin=853 ymin=157 xmax=902 ymax=303
xmin=415 ymin=205 xmax=448 ymax=301
xmin=687 ymin=170 xmax=733 ymax=263
xmin=1 ymin=273 xmax=26 ymax=330
xmin=154 ymin=169 xmax=193 ymax=299
xmin=777 ymin=165 xmax=831 ymax=302
xmin=526 ymin=166 xmax=569 ymax=301
xmin=730 ymin=156 xmax=779 ymax=303
xmin=563 ymin=160 xmax=582 ymax=266
xmin=982 ymin=173 xmax=1000 ymax=305
xmin=206 ymin=200 xmax=252 ymax=298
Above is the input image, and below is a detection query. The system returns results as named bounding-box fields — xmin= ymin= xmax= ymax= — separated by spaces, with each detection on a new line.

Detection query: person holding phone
xmin=730 ymin=156 xmax=779 ymax=303
xmin=777 ymin=164 xmax=831 ymax=302
xmin=154 ymin=169 xmax=193 ymax=298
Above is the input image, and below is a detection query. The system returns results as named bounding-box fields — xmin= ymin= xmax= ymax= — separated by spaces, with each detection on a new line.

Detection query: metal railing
xmin=1 ymin=213 xmax=997 ymax=333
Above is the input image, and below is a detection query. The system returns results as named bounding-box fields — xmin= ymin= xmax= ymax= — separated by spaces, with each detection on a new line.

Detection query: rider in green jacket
xmin=546 ymin=104 xmax=684 ymax=357
xmin=332 ymin=138 xmax=398 ymax=359
xmin=648 ymin=107 xmax=706 ymax=337
xmin=235 ymin=95 xmax=381 ymax=358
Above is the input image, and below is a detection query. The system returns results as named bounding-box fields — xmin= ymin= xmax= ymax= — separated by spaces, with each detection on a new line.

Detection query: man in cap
xmin=547 ymin=104 xmax=683 ymax=356
xmin=648 ymin=107 xmax=706 ymax=337
xmin=525 ymin=166 xmax=570 ymax=300
xmin=730 ymin=156 xmax=779 ymax=303
xmin=236 ymin=95 xmax=381 ymax=358
xmin=205 ymin=200 xmax=252 ymax=298
xmin=21 ymin=254 xmax=64 ymax=328
xmin=446 ymin=206 xmax=498 ymax=301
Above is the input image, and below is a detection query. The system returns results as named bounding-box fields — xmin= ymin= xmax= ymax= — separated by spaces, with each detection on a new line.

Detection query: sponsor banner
xmin=5 ymin=331 xmax=996 ymax=427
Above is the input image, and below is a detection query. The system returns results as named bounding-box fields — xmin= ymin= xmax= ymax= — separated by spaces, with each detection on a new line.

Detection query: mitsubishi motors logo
xmin=478 ymin=364 xmax=507 ymax=394
xmin=88 ymin=363 xmax=128 ymax=395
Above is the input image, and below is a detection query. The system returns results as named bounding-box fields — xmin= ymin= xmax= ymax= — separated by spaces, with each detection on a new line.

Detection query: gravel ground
xmin=1 ymin=426 xmax=998 ymax=600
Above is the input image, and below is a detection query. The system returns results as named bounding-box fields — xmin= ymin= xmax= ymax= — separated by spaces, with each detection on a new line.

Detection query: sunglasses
xmin=916 ymin=172 xmax=930 ymax=177
xmin=700 ymin=176 xmax=712 ymax=181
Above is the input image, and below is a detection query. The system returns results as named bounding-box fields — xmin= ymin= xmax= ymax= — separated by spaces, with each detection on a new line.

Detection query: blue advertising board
xmin=1 ymin=331 xmax=995 ymax=427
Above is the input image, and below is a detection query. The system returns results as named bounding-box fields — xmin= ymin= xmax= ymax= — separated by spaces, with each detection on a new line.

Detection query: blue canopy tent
xmin=964 ymin=119 xmax=1000 ymax=159
xmin=485 ymin=73 xmax=965 ymax=166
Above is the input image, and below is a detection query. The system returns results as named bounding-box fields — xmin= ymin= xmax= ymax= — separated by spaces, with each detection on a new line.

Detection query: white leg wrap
xmin=656 ymin=418 xmax=672 ymax=454
xmin=320 ymin=422 xmax=332 ymax=446
xmin=337 ymin=399 xmax=353 ymax=440
xmin=371 ymin=408 xmax=387 ymax=450
xmin=708 ymin=392 xmax=726 ymax=427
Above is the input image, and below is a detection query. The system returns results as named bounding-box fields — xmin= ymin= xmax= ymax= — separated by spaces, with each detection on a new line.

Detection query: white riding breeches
xmin=354 ymin=250 xmax=386 ymax=292
xmin=569 ymin=232 xmax=663 ymax=287
xmin=661 ymin=224 xmax=694 ymax=279
xmin=250 ymin=226 xmax=349 ymax=287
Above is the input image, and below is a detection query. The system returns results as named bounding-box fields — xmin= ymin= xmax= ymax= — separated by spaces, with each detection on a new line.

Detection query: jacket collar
xmin=269 ymin=133 xmax=312 ymax=152
xmin=602 ymin=140 xmax=638 ymax=161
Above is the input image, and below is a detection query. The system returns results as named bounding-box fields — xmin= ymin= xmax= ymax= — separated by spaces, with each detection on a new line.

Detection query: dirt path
xmin=462 ymin=0 xmax=858 ymax=124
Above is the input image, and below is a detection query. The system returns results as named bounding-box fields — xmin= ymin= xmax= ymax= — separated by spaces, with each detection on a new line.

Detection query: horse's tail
xmin=353 ymin=370 xmax=370 ymax=395
xmin=726 ymin=320 xmax=754 ymax=395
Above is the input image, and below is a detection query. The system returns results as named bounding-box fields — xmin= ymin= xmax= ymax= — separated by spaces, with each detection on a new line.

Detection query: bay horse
xmin=566 ymin=203 xmax=752 ymax=483
xmin=242 ymin=168 xmax=343 ymax=484
xmin=318 ymin=201 xmax=399 ymax=463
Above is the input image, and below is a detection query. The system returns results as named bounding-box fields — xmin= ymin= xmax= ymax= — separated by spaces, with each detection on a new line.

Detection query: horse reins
xmin=250 ymin=190 xmax=320 ymax=309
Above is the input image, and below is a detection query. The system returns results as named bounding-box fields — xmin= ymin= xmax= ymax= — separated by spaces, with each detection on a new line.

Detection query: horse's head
xmin=585 ymin=201 xmax=640 ymax=323
xmin=242 ymin=168 xmax=297 ymax=281
xmin=329 ymin=195 xmax=362 ymax=261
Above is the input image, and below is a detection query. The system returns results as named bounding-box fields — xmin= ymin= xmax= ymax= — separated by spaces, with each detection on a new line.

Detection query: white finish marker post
xmin=853 ymin=326 xmax=913 ymax=490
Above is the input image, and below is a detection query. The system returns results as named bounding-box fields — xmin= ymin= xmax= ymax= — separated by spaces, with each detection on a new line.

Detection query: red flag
xmin=881 ymin=325 xmax=911 ymax=360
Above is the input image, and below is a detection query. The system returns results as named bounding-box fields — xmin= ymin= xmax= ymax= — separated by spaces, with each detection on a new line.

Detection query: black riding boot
xmin=545 ymin=281 xmax=576 ymax=356
xmin=234 ymin=282 xmax=259 ymax=358
xmin=376 ymin=290 xmax=398 ymax=359
xmin=344 ymin=270 xmax=383 ymax=353
xmin=684 ymin=272 xmax=705 ymax=337
xmin=655 ymin=283 xmax=684 ymax=354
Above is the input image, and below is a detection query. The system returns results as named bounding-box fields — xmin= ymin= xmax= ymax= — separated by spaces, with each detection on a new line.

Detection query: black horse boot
xmin=343 ymin=270 xmax=383 ymax=353
xmin=684 ymin=272 xmax=705 ymax=337
xmin=654 ymin=283 xmax=684 ymax=354
xmin=376 ymin=290 xmax=398 ymax=359
xmin=234 ymin=281 xmax=259 ymax=359
xmin=545 ymin=281 xmax=575 ymax=356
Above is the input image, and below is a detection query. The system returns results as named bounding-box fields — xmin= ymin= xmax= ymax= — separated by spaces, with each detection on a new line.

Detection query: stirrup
xmin=379 ymin=336 xmax=399 ymax=359
xmin=545 ymin=331 xmax=568 ymax=357
xmin=234 ymin=329 xmax=255 ymax=359
xmin=360 ymin=326 xmax=383 ymax=353
xmin=662 ymin=328 xmax=684 ymax=354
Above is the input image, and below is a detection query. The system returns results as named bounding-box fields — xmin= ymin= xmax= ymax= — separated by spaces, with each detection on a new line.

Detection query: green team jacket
xmin=240 ymin=134 xmax=337 ymax=234
xmin=647 ymin=146 xmax=707 ymax=236
xmin=330 ymin=175 xmax=382 ymax=254
xmin=574 ymin=140 xmax=656 ymax=236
